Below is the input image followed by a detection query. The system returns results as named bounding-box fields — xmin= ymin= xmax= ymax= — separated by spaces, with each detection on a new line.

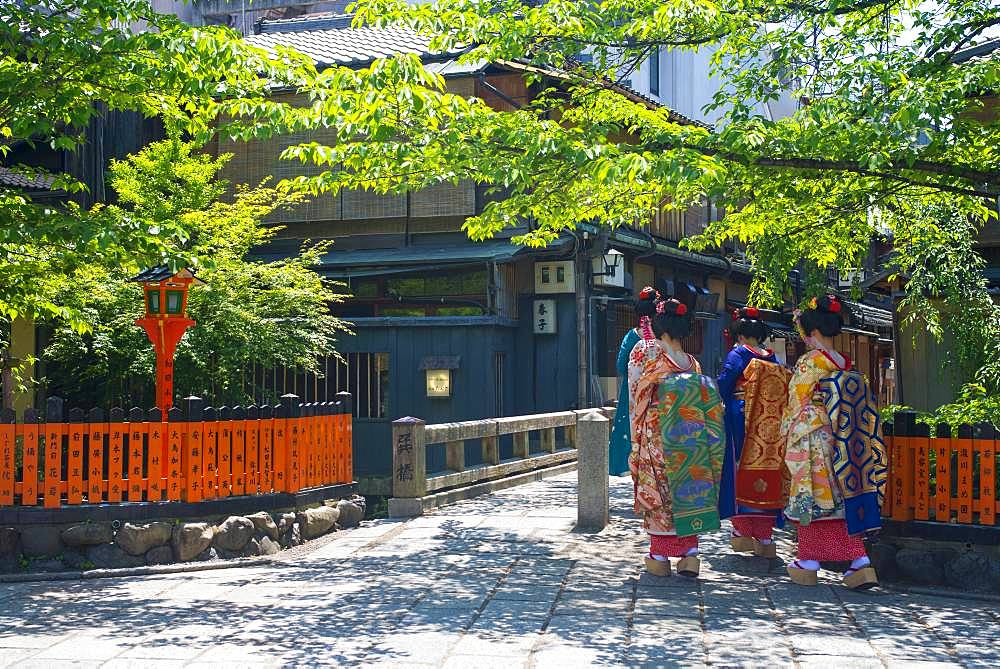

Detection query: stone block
xmin=212 ymin=516 xmax=255 ymax=552
xmin=29 ymin=557 xmax=67 ymax=573
xmin=298 ymin=506 xmax=339 ymax=539
xmin=61 ymin=523 xmax=113 ymax=547
xmin=61 ymin=547 xmax=90 ymax=570
xmin=866 ymin=542 xmax=898 ymax=582
xmin=944 ymin=551 xmax=996 ymax=592
xmin=388 ymin=497 xmax=424 ymax=518
xmin=246 ymin=512 xmax=279 ymax=540
xmin=895 ymin=547 xmax=954 ymax=585
xmin=0 ymin=526 xmax=21 ymax=555
xmin=172 ymin=522 xmax=215 ymax=562
xmin=87 ymin=543 xmax=145 ymax=569
xmin=145 ymin=545 xmax=174 ymax=566
xmin=336 ymin=499 xmax=364 ymax=529
xmin=115 ymin=522 xmax=172 ymax=556
xmin=258 ymin=536 xmax=281 ymax=556
xmin=19 ymin=525 xmax=63 ymax=557
xmin=218 ymin=537 xmax=261 ymax=559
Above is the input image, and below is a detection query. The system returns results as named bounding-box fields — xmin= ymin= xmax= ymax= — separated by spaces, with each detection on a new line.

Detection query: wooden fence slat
xmin=87 ymin=410 xmax=106 ymax=504
xmin=218 ymin=410 xmax=232 ymax=498
xmin=203 ymin=413 xmax=219 ymax=500
xmin=890 ymin=413 xmax=912 ymax=521
xmin=43 ymin=422 xmax=64 ymax=508
xmin=0 ymin=412 xmax=15 ymax=505
xmin=345 ymin=411 xmax=353 ymax=484
xmin=108 ymin=409 xmax=125 ymax=503
xmin=232 ymin=412 xmax=246 ymax=497
xmin=261 ymin=409 xmax=275 ymax=493
xmin=323 ymin=409 xmax=333 ymax=485
xmin=245 ymin=408 xmax=259 ymax=495
xmin=288 ymin=417 xmax=301 ymax=493
xmin=273 ymin=414 xmax=288 ymax=493
xmin=166 ymin=410 xmax=183 ymax=502
xmin=147 ymin=411 xmax=164 ymax=503
xmin=881 ymin=423 xmax=894 ymax=518
xmin=67 ymin=420 xmax=85 ymax=505
xmin=127 ymin=410 xmax=147 ymax=503
xmin=914 ymin=423 xmax=931 ymax=521
xmin=21 ymin=411 xmax=39 ymax=506
xmin=956 ymin=425 xmax=974 ymax=524
xmin=185 ymin=419 xmax=204 ymax=503
xmin=975 ymin=423 xmax=996 ymax=526
xmin=934 ymin=425 xmax=952 ymax=523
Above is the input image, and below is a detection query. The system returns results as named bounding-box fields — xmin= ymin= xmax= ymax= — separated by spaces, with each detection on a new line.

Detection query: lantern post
xmin=129 ymin=267 xmax=204 ymax=415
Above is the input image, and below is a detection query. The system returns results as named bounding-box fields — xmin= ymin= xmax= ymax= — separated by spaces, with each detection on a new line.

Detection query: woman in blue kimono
xmin=717 ymin=307 xmax=788 ymax=558
xmin=608 ymin=286 xmax=658 ymax=475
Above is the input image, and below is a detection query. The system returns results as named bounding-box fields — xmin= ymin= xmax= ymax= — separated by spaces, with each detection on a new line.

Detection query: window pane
xmin=438 ymin=307 xmax=483 ymax=316
xmin=147 ymin=291 xmax=161 ymax=314
xmin=165 ymin=290 xmax=184 ymax=314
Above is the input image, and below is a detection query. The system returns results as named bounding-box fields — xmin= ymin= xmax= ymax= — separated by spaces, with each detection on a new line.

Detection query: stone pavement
xmin=1 ymin=472 xmax=999 ymax=668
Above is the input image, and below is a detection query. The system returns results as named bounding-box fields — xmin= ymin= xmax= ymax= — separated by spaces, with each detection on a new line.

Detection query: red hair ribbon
xmin=639 ymin=286 xmax=657 ymax=300
xmin=674 ymin=302 xmax=688 ymax=316
xmin=745 ymin=306 xmax=759 ymax=318
xmin=828 ymin=296 xmax=842 ymax=313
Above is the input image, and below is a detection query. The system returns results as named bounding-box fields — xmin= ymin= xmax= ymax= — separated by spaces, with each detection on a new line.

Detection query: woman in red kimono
xmin=628 ymin=297 xmax=725 ymax=578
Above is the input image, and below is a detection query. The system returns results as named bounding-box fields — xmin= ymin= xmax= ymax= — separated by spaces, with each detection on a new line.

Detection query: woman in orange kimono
xmin=628 ymin=297 xmax=725 ymax=578
xmin=782 ymin=295 xmax=887 ymax=589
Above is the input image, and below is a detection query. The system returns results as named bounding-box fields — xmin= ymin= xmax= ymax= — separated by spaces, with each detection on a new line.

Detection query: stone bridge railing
xmin=389 ymin=407 xmax=613 ymax=527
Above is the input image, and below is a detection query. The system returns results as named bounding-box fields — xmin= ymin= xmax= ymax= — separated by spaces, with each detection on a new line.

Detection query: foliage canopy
xmin=41 ymin=140 xmax=348 ymax=408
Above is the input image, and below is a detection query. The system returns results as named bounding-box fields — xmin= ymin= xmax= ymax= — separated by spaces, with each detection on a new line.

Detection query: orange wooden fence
xmin=0 ymin=393 xmax=353 ymax=509
xmin=884 ymin=413 xmax=998 ymax=526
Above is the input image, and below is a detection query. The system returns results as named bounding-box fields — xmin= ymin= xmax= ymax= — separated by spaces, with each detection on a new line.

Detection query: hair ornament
xmin=731 ymin=309 xmax=740 ymax=321
xmin=745 ymin=306 xmax=759 ymax=318
xmin=827 ymin=296 xmax=842 ymax=314
xmin=674 ymin=302 xmax=688 ymax=316
xmin=639 ymin=286 xmax=658 ymax=301
xmin=656 ymin=301 xmax=666 ymax=315
xmin=808 ymin=296 xmax=818 ymax=310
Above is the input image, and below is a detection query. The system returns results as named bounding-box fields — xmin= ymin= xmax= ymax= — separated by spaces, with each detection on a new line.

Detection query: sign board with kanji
xmin=533 ymin=299 xmax=557 ymax=334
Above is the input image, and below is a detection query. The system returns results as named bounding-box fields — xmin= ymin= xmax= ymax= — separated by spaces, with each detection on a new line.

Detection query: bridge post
xmin=576 ymin=409 xmax=610 ymax=530
xmin=389 ymin=417 xmax=427 ymax=518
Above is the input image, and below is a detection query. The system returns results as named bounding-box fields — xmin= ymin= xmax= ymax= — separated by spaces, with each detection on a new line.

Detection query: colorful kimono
xmin=628 ymin=339 xmax=724 ymax=555
xmin=781 ymin=350 xmax=887 ymax=561
xmin=609 ymin=328 xmax=641 ymax=475
xmin=717 ymin=345 xmax=790 ymax=539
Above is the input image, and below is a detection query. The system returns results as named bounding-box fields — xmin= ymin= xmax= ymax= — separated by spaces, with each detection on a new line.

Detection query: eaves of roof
xmin=951 ymin=38 xmax=1000 ymax=65
xmin=0 ymin=166 xmax=58 ymax=190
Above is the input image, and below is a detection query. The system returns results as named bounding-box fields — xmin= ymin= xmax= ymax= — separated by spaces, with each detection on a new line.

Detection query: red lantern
xmin=130 ymin=267 xmax=204 ymax=414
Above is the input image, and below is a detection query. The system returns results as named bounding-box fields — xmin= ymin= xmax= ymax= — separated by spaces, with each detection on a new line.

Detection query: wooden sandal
xmin=644 ymin=556 xmax=671 ymax=577
xmin=843 ymin=566 xmax=878 ymax=590
xmin=753 ymin=540 xmax=777 ymax=559
xmin=676 ymin=556 xmax=700 ymax=577
xmin=787 ymin=560 xmax=818 ymax=586
xmin=731 ymin=535 xmax=756 ymax=553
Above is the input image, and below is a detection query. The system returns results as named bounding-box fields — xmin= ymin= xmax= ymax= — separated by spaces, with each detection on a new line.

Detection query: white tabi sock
xmin=684 ymin=548 xmax=699 ymax=557
xmin=849 ymin=556 xmax=871 ymax=571
xmin=649 ymin=553 xmax=668 ymax=561
xmin=794 ymin=559 xmax=820 ymax=571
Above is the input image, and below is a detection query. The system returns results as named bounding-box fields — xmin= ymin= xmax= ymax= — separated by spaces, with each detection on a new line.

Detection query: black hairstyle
xmin=651 ymin=298 xmax=693 ymax=341
xmin=731 ymin=306 xmax=770 ymax=343
xmin=635 ymin=286 xmax=659 ymax=320
xmin=799 ymin=294 xmax=848 ymax=338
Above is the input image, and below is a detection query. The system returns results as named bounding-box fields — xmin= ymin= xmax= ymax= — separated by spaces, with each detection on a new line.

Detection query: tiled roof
xmin=951 ymin=38 xmax=1000 ymax=64
xmin=249 ymin=13 xmax=467 ymax=68
xmin=0 ymin=167 xmax=57 ymax=190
